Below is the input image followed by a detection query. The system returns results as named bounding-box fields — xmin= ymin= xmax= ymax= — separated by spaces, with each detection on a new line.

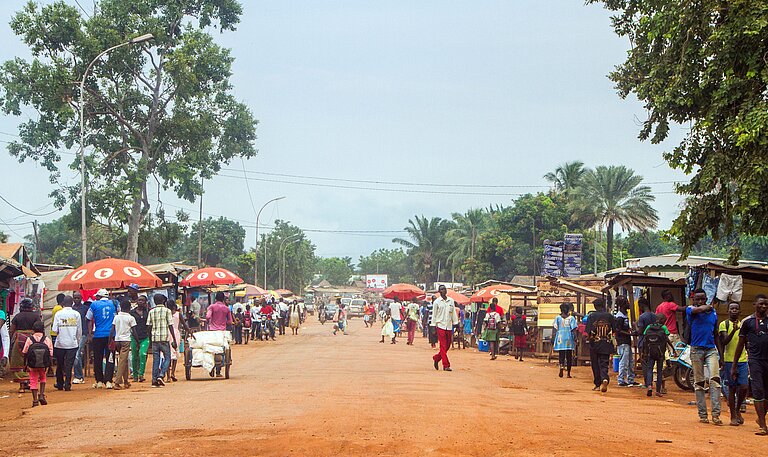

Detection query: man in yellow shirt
xmin=719 ymin=302 xmax=748 ymax=426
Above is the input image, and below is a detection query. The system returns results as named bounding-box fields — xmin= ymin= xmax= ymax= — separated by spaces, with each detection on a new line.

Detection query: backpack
xmin=644 ymin=324 xmax=667 ymax=359
xmin=511 ymin=315 xmax=526 ymax=335
xmin=487 ymin=313 xmax=497 ymax=330
xmin=25 ymin=335 xmax=52 ymax=369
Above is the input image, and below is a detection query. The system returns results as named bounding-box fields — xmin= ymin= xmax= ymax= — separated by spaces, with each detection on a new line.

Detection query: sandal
xmin=756 ymin=427 xmax=768 ymax=436
xmin=38 ymin=396 xmax=48 ymax=405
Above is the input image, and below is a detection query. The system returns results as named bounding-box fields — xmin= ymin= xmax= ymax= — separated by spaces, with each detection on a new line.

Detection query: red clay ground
xmin=0 ymin=318 xmax=765 ymax=456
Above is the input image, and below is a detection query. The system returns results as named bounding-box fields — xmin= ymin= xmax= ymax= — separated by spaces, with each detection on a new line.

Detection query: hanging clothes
xmin=702 ymin=275 xmax=719 ymax=305
xmin=716 ymin=274 xmax=743 ymax=302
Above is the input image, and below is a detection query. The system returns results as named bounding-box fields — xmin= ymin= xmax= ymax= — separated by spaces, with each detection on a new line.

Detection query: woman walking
xmin=9 ymin=299 xmax=42 ymax=392
xmin=289 ymin=301 xmax=302 ymax=335
xmin=380 ymin=310 xmax=395 ymax=344
xmin=553 ymin=303 xmax=578 ymax=378
xmin=482 ymin=304 xmax=502 ymax=360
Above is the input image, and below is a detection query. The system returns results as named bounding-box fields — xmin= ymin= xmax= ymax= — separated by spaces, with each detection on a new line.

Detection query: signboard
xmin=365 ymin=274 xmax=388 ymax=290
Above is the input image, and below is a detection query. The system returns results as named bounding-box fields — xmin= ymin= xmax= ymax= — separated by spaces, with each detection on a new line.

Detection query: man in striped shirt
xmin=147 ymin=294 xmax=177 ymax=387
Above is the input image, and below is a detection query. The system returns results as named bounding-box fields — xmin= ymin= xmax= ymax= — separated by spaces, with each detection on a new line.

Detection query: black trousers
xmin=558 ymin=350 xmax=573 ymax=371
xmin=91 ymin=337 xmax=115 ymax=383
xmin=54 ymin=347 xmax=77 ymax=389
xmin=590 ymin=348 xmax=611 ymax=387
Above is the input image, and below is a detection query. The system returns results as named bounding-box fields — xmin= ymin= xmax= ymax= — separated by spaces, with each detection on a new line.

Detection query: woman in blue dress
xmin=553 ymin=303 xmax=578 ymax=378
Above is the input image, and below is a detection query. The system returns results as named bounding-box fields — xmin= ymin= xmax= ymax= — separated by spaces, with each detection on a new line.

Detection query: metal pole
xmin=279 ymin=234 xmax=300 ymax=289
xmin=78 ymin=34 xmax=153 ymax=265
xmin=254 ymin=196 xmax=285 ymax=286
xmin=197 ymin=178 xmax=203 ymax=266
xmin=263 ymin=240 xmax=267 ymax=289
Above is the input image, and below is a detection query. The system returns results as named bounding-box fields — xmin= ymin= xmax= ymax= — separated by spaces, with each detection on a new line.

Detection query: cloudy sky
xmin=0 ymin=0 xmax=687 ymax=261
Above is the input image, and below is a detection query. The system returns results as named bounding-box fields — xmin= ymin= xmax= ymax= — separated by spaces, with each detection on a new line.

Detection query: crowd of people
xmin=0 ymin=285 xmax=306 ymax=407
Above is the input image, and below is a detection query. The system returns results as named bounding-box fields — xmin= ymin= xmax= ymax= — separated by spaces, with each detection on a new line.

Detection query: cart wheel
xmin=225 ymin=348 xmax=231 ymax=379
xmin=184 ymin=348 xmax=192 ymax=380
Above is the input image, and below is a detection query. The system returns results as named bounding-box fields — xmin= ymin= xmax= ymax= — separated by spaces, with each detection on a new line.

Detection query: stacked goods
xmin=543 ymin=240 xmax=564 ymax=277
xmin=563 ymin=233 xmax=583 ymax=277
xmin=187 ymin=331 xmax=232 ymax=372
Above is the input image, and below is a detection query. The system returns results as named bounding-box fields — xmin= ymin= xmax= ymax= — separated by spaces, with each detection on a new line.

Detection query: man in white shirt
xmin=110 ymin=299 xmax=137 ymax=390
xmin=389 ymin=298 xmax=404 ymax=340
xmin=51 ymin=296 xmax=82 ymax=391
xmin=278 ymin=298 xmax=290 ymax=335
xmin=431 ymin=285 xmax=458 ymax=371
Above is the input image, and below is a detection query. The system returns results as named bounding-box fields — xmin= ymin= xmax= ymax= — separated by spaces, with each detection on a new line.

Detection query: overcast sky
xmin=0 ymin=0 xmax=687 ymax=261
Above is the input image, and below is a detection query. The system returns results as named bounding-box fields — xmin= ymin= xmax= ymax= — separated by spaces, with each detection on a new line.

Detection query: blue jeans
xmin=617 ymin=343 xmax=635 ymax=384
xmin=151 ymin=342 xmax=171 ymax=382
xmin=691 ymin=346 xmax=721 ymax=419
xmin=73 ymin=336 xmax=87 ymax=380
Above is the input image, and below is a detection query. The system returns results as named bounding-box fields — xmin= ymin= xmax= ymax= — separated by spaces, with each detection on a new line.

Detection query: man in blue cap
xmin=125 ymin=284 xmax=140 ymax=309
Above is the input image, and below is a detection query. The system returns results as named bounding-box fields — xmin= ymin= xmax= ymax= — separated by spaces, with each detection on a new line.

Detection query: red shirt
xmin=261 ymin=305 xmax=274 ymax=319
xmin=656 ymin=301 xmax=680 ymax=334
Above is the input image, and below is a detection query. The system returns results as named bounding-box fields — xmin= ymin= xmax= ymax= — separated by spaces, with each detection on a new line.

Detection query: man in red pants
xmin=432 ymin=285 xmax=458 ymax=371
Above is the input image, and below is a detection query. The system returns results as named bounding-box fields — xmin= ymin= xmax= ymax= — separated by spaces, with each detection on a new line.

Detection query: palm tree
xmin=544 ymin=161 xmax=587 ymax=195
xmin=446 ymin=208 xmax=487 ymax=268
xmin=570 ymin=165 xmax=658 ymax=270
xmin=393 ymin=215 xmax=453 ymax=284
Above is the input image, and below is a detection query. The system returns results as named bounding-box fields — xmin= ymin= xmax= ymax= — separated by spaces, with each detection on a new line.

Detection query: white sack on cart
xmin=187 ymin=330 xmax=231 ymax=350
xmin=191 ymin=348 xmax=215 ymax=372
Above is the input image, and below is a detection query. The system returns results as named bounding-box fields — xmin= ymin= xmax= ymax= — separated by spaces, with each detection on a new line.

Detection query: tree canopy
xmin=588 ymin=0 xmax=768 ymax=261
xmin=0 ymin=0 xmax=257 ymax=261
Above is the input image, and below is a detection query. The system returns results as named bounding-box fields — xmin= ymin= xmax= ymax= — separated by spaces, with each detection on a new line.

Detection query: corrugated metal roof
xmin=624 ymin=254 xmax=767 ymax=270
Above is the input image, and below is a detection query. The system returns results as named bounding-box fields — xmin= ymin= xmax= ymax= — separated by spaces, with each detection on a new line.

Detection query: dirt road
xmin=0 ymin=318 xmax=765 ymax=456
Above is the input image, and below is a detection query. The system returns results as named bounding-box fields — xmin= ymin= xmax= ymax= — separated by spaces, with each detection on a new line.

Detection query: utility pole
xmin=254 ymin=196 xmax=285 ymax=286
xmin=32 ymin=221 xmax=40 ymax=263
xmin=532 ymin=218 xmax=537 ymax=286
xmin=197 ymin=178 xmax=204 ymax=267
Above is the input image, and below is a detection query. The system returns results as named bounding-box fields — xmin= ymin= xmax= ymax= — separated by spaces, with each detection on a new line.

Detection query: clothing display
xmin=702 ymin=275 xmax=719 ymax=305
xmin=715 ymin=273 xmax=743 ymax=302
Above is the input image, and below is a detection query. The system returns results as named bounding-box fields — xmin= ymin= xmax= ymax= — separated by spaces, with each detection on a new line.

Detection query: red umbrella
xmin=382 ymin=283 xmax=425 ymax=301
xmin=58 ymin=258 xmax=162 ymax=291
xmin=469 ymin=284 xmax=510 ymax=303
xmin=180 ymin=267 xmax=243 ymax=287
xmin=435 ymin=289 xmax=471 ymax=306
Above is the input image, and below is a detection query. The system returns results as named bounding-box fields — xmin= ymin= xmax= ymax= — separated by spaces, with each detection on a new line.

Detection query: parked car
xmin=305 ymin=302 xmax=315 ymax=315
xmin=324 ymin=302 xmax=338 ymax=320
xmin=348 ymin=299 xmax=367 ymax=317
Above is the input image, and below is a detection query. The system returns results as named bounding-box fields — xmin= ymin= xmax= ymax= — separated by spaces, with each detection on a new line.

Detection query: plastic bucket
xmin=478 ymin=339 xmax=489 ymax=352
xmin=612 ymin=354 xmax=620 ymax=372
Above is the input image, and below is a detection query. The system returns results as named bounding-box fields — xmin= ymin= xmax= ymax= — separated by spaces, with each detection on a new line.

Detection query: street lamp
xmin=254 ymin=196 xmax=285 ymax=285
xmin=280 ymin=235 xmax=301 ymax=289
xmin=79 ymin=33 xmax=154 ymax=264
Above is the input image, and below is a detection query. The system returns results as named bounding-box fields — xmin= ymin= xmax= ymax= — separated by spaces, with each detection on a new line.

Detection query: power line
xmin=0 ymin=194 xmax=61 ymax=217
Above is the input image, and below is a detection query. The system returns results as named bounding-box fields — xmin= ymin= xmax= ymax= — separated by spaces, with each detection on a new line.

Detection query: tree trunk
xmin=606 ymin=219 xmax=615 ymax=271
xmin=125 ymin=194 xmax=144 ymax=261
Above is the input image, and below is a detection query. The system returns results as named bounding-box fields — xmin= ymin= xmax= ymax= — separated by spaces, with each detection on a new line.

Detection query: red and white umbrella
xmin=469 ymin=284 xmax=510 ymax=303
xmin=58 ymin=258 xmax=162 ymax=291
xmin=382 ymin=283 xmax=425 ymax=301
xmin=180 ymin=267 xmax=243 ymax=288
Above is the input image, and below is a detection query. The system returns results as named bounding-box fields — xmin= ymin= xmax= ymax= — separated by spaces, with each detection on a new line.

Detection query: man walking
xmin=615 ymin=297 xmax=639 ymax=387
xmin=111 ymin=298 xmax=137 ymax=390
xmin=51 ymin=296 xmax=81 ymax=391
xmin=431 ymin=285 xmax=458 ymax=371
xmin=86 ymin=289 xmax=116 ymax=389
xmin=585 ymin=298 xmax=615 ymax=392
xmin=130 ymin=294 xmax=150 ymax=383
xmin=720 ymin=301 xmax=749 ymax=426
xmin=146 ymin=294 xmax=177 ymax=387
xmin=732 ymin=294 xmax=768 ymax=435
xmin=389 ymin=297 xmax=403 ymax=339
xmin=405 ymin=298 xmax=420 ymax=345
xmin=71 ymin=292 xmax=89 ymax=384
xmin=687 ymin=288 xmax=722 ymax=425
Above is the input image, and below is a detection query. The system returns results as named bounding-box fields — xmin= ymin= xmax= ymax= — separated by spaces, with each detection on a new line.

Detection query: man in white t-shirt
xmin=110 ymin=299 xmax=137 ymax=390
xmin=389 ymin=298 xmax=404 ymax=340
xmin=51 ymin=296 xmax=82 ymax=391
xmin=431 ymin=285 xmax=458 ymax=371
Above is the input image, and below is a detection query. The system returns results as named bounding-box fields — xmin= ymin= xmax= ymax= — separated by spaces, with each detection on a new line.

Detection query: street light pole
xmin=254 ymin=196 xmax=285 ymax=286
xmin=78 ymin=33 xmax=154 ymax=265
xmin=280 ymin=235 xmax=301 ymax=289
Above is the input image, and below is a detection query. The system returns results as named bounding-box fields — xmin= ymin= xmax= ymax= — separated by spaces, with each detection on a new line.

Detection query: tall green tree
xmin=316 ymin=257 xmax=354 ymax=286
xmin=570 ymin=166 xmax=658 ymax=269
xmin=544 ymin=161 xmax=587 ymax=196
xmin=393 ymin=215 xmax=453 ymax=285
xmin=357 ymin=248 xmax=411 ymax=284
xmin=445 ymin=208 xmax=488 ymax=270
xmin=0 ymin=0 xmax=257 ymax=261
xmin=184 ymin=217 xmax=245 ymax=269
xmin=588 ymin=0 xmax=768 ymax=261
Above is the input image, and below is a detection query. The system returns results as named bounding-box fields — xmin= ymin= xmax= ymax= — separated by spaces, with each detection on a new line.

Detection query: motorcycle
xmin=670 ymin=341 xmax=694 ymax=391
xmin=319 ymin=308 xmax=327 ymax=324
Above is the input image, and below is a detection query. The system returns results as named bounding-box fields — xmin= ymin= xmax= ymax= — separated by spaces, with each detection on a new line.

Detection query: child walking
xmin=380 ymin=310 xmax=395 ymax=344
xmin=510 ymin=307 xmax=528 ymax=361
xmin=22 ymin=320 xmax=53 ymax=407
xmin=553 ymin=303 xmax=578 ymax=378
xmin=643 ymin=313 xmax=674 ymax=397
